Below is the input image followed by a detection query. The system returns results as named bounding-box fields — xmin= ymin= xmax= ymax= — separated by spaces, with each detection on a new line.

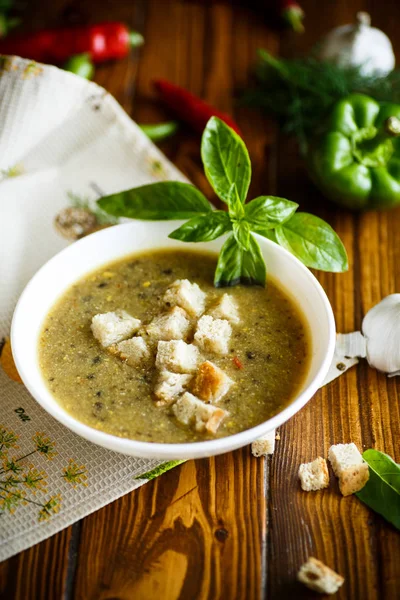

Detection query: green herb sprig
xmin=244 ymin=50 xmax=400 ymax=154
xmin=356 ymin=449 xmax=400 ymax=530
xmin=98 ymin=116 xmax=348 ymax=286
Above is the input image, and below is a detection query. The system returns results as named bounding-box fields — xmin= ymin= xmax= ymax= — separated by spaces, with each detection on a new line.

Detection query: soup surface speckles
xmin=39 ymin=249 xmax=310 ymax=443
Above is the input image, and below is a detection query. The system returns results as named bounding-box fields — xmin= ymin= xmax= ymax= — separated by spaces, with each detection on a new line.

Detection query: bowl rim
xmin=11 ymin=222 xmax=336 ymax=459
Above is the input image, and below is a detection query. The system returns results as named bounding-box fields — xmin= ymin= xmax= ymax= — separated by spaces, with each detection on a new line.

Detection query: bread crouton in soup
xmin=190 ymin=361 xmax=233 ymax=403
xmin=39 ymin=249 xmax=310 ymax=443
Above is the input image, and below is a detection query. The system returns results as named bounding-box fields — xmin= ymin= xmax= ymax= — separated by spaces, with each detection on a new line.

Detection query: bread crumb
xmin=298 ymin=457 xmax=329 ymax=492
xmin=115 ymin=336 xmax=149 ymax=367
xmin=207 ymin=293 xmax=240 ymax=324
xmin=297 ymin=557 xmax=344 ymax=594
xmin=194 ymin=315 xmax=232 ymax=355
xmin=154 ymin=371 xmax=193 ymax=407
xmin=163 ymin=279 xmax=206 ymax=317
xmin=190 ymin=361 xmax=233 ymax=403
xmin=328 ymin=443 xmax=369 ymax=496
xmin=251 ymin=430 xmax=276 ymax=456
xmin=156 ymin=340 xmax=201 ymax=373
xmin=172 ymin=392 xmax=228 ymax=434
xmin=91 ymin=310 xmax=141 ymax=348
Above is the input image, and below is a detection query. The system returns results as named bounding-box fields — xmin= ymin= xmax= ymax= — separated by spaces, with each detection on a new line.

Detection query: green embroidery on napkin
xmin=0 ymin=426 xmax=87 ymax=521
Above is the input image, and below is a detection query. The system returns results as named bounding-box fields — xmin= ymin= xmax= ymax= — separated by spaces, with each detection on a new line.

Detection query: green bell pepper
xmin=308 ymin=94 xmax=400 ymax=210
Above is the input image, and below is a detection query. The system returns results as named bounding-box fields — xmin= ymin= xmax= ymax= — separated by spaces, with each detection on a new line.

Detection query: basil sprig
xmin=356 ymin=449 xmax=400 ymax=530
xmin=98 ymin=116 xmax=348 ymax=286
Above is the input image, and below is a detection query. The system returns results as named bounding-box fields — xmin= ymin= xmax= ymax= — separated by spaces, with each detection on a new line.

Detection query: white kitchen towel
xmin=0 ymin=56 xmax=357 ymax=562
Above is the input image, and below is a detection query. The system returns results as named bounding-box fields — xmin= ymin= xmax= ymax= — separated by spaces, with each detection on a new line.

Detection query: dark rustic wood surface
xmin=0 ymin=1 xmax=399 ymax=598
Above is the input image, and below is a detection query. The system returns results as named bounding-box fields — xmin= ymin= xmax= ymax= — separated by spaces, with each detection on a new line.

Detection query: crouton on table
xmin=328 ymin=443 xmax=369 ymax=496
xmin=190 ymin=361 xmax=233 ymax=403
xmin=145 ymin=307 xmax=191 ymax=342
xmin=91 ymin=310 xmax=141 ymax=347
xmin=194 ymin=315 xmax=232 ymax=355
xmin=297 ymin=557 xmax=344 ymax=594
xmin=298 ymin=457 xmax=329 ymax=491
xmin=115 ymin=336 xmax=150 ymax=367
xmin=251 ymin=430 xmax=276 ymax=457
xmin=163 ymin=279 xmax=206 ymax=317
xmin=154 ymin=371 xmax=193 ymax=407
xmin=208 ymin=293 xmax=240 ymax=324
xmin=156 ymin=340 xmax=201 ymax=373
xmin=172 ymin=392 xmax=228 ymax=434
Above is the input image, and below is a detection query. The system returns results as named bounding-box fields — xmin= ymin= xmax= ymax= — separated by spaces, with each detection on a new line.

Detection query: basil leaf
xmin=241 ymin=234 xmax=266 ymax=285
xmin=201 ymin=117 xmax=251 ymax=204
xmin=245 ymin=196 xmax=298 ymax=234
xmin=227 ymin=183 xmax=245 ymax=220
xmin=275 ymin=213 xmax=348 ymax=272
xmin=356 ymin=450 xmax=400 ymax=530
xmin=214 ymin=235 xmax=242 ymax=287
xmin=214 ymin=233 xmax=266 ymax=287
xmin=98 ymin=182 xmax=212 ymax=220
xmin=169 ymin=211 xmax=231 ymax=242
xmin=233 ymin=220 xmax=250 ymax=251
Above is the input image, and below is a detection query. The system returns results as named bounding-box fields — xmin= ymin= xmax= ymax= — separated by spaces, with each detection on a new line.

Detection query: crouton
xmin=328 ymin=443 xmax=369 ymax=496
xmin=115 ymin=336 xmax=150 ymax=367
xmin=190 ymin=361 xmax=233 ymax=403
xmin=194 ymin=315 xmax=232 ymax=355
xmin=297 ymin=557 xmax=344 ymax=594
xmin=145 ymin=307 xmax=192 ymax=342
xmin=154 ymin=371 xmax=193 ymax=407
xmin=208 ymin=294 xmax=240 ymax=324
xmin=251 ymin=430 xmax=276 ymax=457
xmin=91 ymin=310 xmax=141 ymax=347
xmin=163 ymin=279 xmax=206 ymax=317
xmin=172 ymin=392 xmax=228 ymax=434
xmin=155 ymin=340 xmax=201 ymax=373
xmin=298 ymin=457 xmax=329 ymax=491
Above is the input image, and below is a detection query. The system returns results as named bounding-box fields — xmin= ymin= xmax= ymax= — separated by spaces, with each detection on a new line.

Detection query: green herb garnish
xmin=356 ymin=449 xmax=400 ymax=531
xmin=244 ymin=50 xmax=400 ymax=154
xmin=98 ymin=116 xmax=348 ymax=287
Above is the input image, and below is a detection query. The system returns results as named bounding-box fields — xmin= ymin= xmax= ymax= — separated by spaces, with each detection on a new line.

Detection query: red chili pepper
xmin=281 ymin=1 xmax=305 ymax=33
xmin=233 ymin=356 xmax=243 ymax=370
xmin=0 ymin=22 xmax=144 ymax=64
xmin=153 ymin=79 xmax=242 ymax=136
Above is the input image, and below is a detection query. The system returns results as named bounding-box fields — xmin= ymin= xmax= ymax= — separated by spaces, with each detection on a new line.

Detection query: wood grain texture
xmin=0 ymin=1 xmax=399 ymax=599
xmin=0 ymin=526 xmax=73 ymax=599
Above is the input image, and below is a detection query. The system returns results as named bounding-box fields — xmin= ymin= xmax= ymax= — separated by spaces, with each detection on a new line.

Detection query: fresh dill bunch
xmin=244 ymin=49 xmax=400 ymax=155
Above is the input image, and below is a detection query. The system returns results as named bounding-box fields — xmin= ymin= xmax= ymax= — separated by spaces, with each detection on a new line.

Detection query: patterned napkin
xmin=0 ymin=57 xmax=357 ymax=562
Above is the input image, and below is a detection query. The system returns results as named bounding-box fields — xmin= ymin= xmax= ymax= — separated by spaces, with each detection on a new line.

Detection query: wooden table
xmin=1 ymin=1 xmax=399 ymax=598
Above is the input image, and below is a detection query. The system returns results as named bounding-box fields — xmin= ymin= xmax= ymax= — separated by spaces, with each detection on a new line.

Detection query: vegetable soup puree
xmin=39 ymin=249 xmax=310 ymax=443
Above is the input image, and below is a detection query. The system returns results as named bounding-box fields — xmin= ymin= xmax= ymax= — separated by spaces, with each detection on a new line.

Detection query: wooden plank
xmin=267 ymin=1 xmax=400 ymax=598
xmin=0 ymin=527 xmax=73 ymax=600
xmin=73 ymin=452 xmax=265 ymax=599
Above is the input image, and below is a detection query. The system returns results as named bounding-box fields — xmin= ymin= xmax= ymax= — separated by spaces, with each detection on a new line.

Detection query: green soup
xmin=39 ymin=249 xmax=310 ymax=443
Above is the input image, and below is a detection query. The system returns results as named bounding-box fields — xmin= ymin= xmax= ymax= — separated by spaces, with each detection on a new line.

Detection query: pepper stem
xmin=370 ymin=117 xmax=400 ymax=148
xmin=352 ymin=117 xmax=400 ymax=168
xmin=129 ymin=31 xmax=144 ymax=49
xmin=383 ymin=116 xmax=400 ymax=137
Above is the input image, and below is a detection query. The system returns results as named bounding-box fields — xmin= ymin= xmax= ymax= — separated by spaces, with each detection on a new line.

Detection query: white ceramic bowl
xmin=11 ymin=221 xmax=335 ymax=459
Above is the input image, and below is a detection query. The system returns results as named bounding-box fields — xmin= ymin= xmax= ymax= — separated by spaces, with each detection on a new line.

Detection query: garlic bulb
xmin=362 ymin=294 xmax=400 ymax=374
xmin=318 ymin=12 xmax=395 ymax=76
xmin=337 ymin=294 xmax=400 ymax=376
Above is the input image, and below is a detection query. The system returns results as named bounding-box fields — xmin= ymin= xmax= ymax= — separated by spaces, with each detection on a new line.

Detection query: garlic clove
xmin=318 ymin=12 xmax=395 ymax=77
xmin=362 ymin=294 xmax=400 ymax=374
